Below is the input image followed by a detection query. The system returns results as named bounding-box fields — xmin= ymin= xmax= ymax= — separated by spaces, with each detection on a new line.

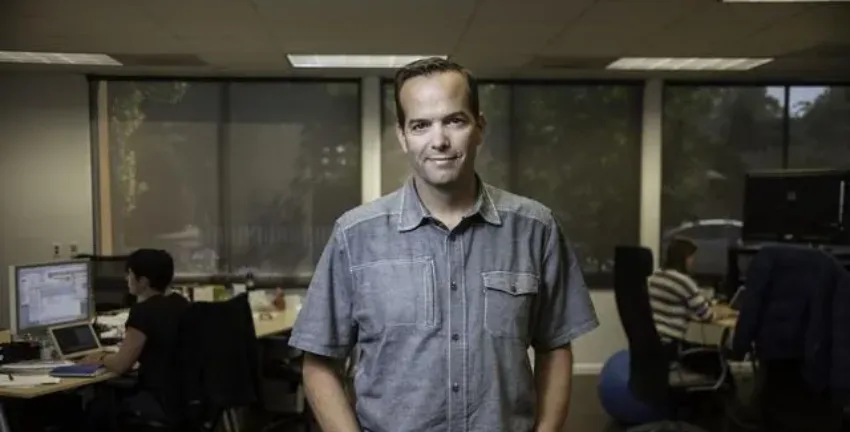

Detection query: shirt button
xmin=451 ymin=382 xmax=460 ymax=392
xmin=450 ymin=282 xmax=457 ymax=291
xmin=452 ymin=333 xmax=460 ymax=341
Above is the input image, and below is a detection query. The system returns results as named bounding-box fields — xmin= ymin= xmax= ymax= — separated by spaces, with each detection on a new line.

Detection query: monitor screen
xmin=15 ymin=261 xmax=91 ymax=331
xmin=743 ymin=170 xmax=850 ymax=244
xmin=51 ymin=323 xmax=100 ymax=357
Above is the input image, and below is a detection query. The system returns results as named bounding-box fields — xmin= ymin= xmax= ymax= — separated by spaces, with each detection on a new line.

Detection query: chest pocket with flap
xmin=482 ymin=271 xmax=539 ymax=340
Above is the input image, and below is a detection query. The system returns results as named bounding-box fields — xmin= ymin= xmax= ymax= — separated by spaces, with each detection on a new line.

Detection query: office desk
xmin=685 ymin=315 xmax=738 ymax=346
xmin=0 ymin=304 xmax=300 ymax=400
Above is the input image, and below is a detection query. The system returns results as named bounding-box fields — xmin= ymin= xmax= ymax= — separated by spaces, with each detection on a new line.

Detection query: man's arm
xmin=288 ymin=223 xmax=359 ymax=431
xmin=532 ymin=216 xmax=599 ymax=432
xmin=303 ymin=353 xmax=360 ymax=432
xmin=534 ymin=346 xmax=573 ymax=432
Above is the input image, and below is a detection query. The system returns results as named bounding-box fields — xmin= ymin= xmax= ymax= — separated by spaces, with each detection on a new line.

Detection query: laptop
xmin=47 ymin=321 xmax=105 ymax=361
xmin=729 ymin=286 xmax=747 ymax=310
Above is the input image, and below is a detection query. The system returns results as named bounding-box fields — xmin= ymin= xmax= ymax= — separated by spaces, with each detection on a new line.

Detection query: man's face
xmin=126 ymin=270 xmax=145 ymax=295
xmin=396 ymin=71 xmax=484 ymax=189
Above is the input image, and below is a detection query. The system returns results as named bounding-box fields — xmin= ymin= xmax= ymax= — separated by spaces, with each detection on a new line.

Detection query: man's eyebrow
xmin=407 ymin=111 xmax=470 ymax=125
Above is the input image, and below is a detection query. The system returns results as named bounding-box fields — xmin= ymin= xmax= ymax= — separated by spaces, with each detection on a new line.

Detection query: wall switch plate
xmin=52 ymin=243 xmax=61 ymax=259
xmin=69 ymin=243 xmax=78 ymax=256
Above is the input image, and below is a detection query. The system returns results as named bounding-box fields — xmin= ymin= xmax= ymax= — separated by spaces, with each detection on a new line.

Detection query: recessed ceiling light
xmin=287 ymin=55 xmax=448 ymax=68
xmin=0 ymin=51 xmax=122 ymax=66
xmin=607 ymin=57 xmax=773 ymax=71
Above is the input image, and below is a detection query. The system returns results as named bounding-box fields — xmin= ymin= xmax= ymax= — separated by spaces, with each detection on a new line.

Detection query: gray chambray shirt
xmin=289 ymin=179 xmax=599 ymax=432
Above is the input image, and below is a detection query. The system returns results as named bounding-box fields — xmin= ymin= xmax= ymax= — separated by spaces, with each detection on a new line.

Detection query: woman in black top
xmin=82 ymin=249 xmax=189 ymax=428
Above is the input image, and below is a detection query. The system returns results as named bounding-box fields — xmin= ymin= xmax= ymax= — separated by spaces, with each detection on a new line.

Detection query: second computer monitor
xmin=9 ymin=260 xmax=92 ymax=334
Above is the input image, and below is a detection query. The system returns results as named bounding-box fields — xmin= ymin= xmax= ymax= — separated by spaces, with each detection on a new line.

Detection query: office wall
xmin=0 ymin=72 xmax=94 ymax=329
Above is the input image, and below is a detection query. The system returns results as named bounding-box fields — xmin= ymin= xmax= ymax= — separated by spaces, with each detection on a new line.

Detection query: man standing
xmin=289 ymin=57 xmax=599 ymax=432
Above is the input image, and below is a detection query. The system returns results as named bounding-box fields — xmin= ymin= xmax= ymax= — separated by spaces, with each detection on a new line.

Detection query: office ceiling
xmin=0 ymin=0 xmax=849 ymax=79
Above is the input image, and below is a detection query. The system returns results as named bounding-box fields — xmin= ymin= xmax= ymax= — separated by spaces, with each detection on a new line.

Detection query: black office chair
xmin=123 ymin=294 xmax=260 ymax=432
xmin=613 ymin=246 xmax=731 ymax=432
xmin=256 ymin=332 xmax=316 ymax=432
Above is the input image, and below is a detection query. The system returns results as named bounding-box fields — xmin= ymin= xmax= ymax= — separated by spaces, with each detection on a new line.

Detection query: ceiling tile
xmin=455 ymin=0 xmax=594 ymax=55
xmin=542 ymin=0 xmax=697 ymax=56
xmin=254 ymin=0 xmax=476 ymax=54
xmin=639 ymin=2 xmax=814 ymax=57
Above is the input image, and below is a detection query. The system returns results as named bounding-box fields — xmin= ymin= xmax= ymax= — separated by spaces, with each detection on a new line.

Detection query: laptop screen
xmin=52 ymin=323 xmax=99 ymax=356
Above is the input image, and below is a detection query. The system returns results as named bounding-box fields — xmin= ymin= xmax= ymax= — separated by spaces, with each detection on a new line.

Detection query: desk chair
xmin=123 ymin=294 xmax=260 ymax=432
xmin=613 ymin=246 xmax=732 ymax=432
xmin=257 ymin=333 xmax=315 ymax=432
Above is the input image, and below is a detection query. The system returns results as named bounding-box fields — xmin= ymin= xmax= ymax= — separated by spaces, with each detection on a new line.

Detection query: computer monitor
xmin=82 ymin=254 xmax=135 ymax=313
xmin=742 ymin=169 xmax=850 ymax=245
xmin=8 ymin=260 xmax=92 ymax=334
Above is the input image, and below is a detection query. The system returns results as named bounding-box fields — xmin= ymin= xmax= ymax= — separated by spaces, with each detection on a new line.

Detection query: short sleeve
xmin=532 ymin=216 xmax=600 ymax=351
xmin=288 ymin=223 xmax=355 ymax=359
xmin=126 ymin=302 xmax=155 ymax=337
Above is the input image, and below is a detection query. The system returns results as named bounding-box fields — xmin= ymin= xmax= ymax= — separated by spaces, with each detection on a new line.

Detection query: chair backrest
xmin=613 ymin=245 xmax=670 ymax=407
xmin=178 ymin=294 xmax=260 ymax=430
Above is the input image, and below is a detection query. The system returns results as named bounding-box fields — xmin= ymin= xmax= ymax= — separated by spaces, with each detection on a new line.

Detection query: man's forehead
xmin=400 ymin=73 xmax=471 ymax=119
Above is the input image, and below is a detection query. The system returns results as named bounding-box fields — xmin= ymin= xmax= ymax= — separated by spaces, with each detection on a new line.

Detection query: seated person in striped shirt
xmin=648 ymin=238 xmax=736 ymax=355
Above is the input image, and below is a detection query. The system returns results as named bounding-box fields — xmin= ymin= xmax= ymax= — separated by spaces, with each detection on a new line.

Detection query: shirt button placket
xmin=447 ymin=232 xmax=465 ymax=431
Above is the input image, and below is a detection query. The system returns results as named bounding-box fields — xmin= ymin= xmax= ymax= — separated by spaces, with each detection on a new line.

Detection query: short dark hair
xmin=393 ymin=57 xmax=480 ymax=129
xmin=126 ymin=249 xmax=174 ymax=292
xmin=663 ymin=237 xmax=698 ymax=274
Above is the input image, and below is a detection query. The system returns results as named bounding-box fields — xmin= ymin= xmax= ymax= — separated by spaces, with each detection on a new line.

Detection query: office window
xmin=787 ymin=85 xmax=850 ymax=169
xmin=97 ymin=80 xmax=361 ymax=275
xmin=227 ymin=82 xmax=361 ymax=275
xmin=381 ymin=82 xmax=643 ymax=284
xmin=104 ymin=81 xmax=222 ymax=272
xmin=511 ymin=85 xmax=643 ymax=281
xmin=661 ymin=85 xmax=785 ymax=276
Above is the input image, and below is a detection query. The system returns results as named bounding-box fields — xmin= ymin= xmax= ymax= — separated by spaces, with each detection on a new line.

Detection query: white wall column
xmin=640 ymin=79 xmax=663 ymax=266
xmin=361 ymin=77 xmax=382 ymax=204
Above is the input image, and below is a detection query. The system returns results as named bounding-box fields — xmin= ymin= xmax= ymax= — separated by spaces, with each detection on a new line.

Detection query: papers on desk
xmin=0 ymin=374 xmax=61 ymax=387
xmin=0 ymin=360 xmax=73 ymax=375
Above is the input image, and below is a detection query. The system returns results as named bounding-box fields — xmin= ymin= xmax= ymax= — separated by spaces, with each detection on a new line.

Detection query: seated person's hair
xmin=126 ymin=249 xmax=175 ymax=292
xmin=663 ymin=237 xmax=697 ymax=274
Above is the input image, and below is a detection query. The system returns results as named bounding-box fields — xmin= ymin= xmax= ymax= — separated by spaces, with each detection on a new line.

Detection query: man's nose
xmin=430 ymin=126 xmax=449 ymax=150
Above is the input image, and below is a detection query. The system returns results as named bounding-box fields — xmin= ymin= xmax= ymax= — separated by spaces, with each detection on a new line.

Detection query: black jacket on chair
xmin=733 ymin=245 xmax=850 ymax=395
xmin=179 ymin=293 xmax=261 ymax=427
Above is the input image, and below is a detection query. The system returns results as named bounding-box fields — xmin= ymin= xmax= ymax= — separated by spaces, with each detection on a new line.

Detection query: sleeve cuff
xmin=534 ymin=318 xmax=600 ymax=352
xmin=288 ymin=335 xmax=351 ymax=359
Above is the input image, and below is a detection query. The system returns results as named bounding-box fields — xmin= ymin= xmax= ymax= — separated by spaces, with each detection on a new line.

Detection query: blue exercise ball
xmin=598 ymin=349 xmax=665 ymax=425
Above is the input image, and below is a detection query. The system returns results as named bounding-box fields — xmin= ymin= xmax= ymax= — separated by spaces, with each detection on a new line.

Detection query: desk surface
xmin=0 ymin=302 xmax=300 ymax=400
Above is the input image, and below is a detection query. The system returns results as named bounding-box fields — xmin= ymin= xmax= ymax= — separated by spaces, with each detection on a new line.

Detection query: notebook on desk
xmin=49 ymin=364 xmax=105 ymax=378
xmin=47 ymin=321 xmax=105 ymax=360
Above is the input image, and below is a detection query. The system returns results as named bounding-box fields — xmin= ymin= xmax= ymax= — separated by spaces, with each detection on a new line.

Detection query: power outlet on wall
xmin=69 ymin=243 xmax=78 ymax=257
xmin=52 ymin=243 xmax=61 ymax=259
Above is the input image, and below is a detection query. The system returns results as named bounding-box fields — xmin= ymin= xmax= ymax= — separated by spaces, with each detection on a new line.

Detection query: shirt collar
xmin=397 ymin=176 xmax=502 ymax=232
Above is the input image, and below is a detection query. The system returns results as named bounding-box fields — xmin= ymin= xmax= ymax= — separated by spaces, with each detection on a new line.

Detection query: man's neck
xmin=138 ymin=288 xmax=168 ymax=302
xmin=413 ymin=175 xmax=478 ymax=228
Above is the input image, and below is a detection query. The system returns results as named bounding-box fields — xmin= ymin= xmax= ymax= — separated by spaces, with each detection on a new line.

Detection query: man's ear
xmin=396 ymin=125 xmax=409 ymax=153
xmin=476 ymin=113 xmax=487 ymax=133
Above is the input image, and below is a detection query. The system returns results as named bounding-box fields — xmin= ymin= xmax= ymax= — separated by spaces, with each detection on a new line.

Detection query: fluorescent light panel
xmin=723 ymin=0 xmax=850 ymax=2
xmin=287 ymin=55 xmax=447 ymax=68
xmin=0 ymin=51 xmax=122 ymax=66
xmin=607 ymin=57 xmax=773 ymax=71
